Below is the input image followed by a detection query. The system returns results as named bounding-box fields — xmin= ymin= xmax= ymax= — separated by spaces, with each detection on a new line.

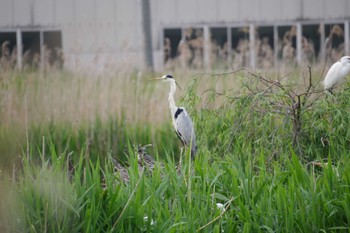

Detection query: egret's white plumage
xmin=323 ymin=56 xmax=350 ymax=92
xmin=153 ymin=74 xmax=197 ymax=158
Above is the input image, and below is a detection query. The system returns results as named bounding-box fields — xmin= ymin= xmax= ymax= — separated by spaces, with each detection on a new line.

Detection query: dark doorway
xmin=44 ymin=31 xmax=63 ymax=68
xmin=22 ymin=31 xmax=41 ymax=68
xmin=164 ymin=28 xmax=182 ymax=60
xmin=0 ymin=32 xmax=17 ymax=69
xmin=210 ymin=27 xmax=228 ymax=68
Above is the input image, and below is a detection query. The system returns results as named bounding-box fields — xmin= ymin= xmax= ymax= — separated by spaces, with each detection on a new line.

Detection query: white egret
xmin=152 ymin=74 xmax=197 ymax=158
xmin=323 ymin=56 xmax=350 ymax=92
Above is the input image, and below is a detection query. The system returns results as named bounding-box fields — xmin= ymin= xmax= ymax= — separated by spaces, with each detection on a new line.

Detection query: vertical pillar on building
xmin=227 ymin=27 xmax=232 ymax=67
xmin=16 ymin=29 xmax=22 ymax=70
xmin=159 ymin=27 xmax=165 ymax=69
xmin=296 ymin=22 xmax=302 ymax=65
xmin=40 ymin=30 xmax=44 ymax=71
xmin=319 ymin=22 xmax=325 ymax=62
xmin=203 ymin=25 xmax=210 ymax=70
xmin=344 ymin=21 xmax=349 ymax=55
xmin=141 ymin=0 xmax=153 ymax=70
xmin=249 ymin=24 xmax=256 ymax=70
xmin=273 ymin=25 xmax=279 ymax=69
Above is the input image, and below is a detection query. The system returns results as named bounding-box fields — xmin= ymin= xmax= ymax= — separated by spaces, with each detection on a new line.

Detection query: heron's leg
xmin=176 ymin=147 xmax=184 ymax=175
xmin=179 ymin=147 xmax=184 ymax=165
xmin=325 ymin=89 xmax=337 ymax=104
xmin=180 ymin=147 xmax=185 ymax=170
xmin=325 ymin=88 xmax=334 ymax=97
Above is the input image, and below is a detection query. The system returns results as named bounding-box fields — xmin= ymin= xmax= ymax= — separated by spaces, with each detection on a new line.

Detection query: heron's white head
xmin=339 ymin=56 xmax=350 ymax=64
xmin=151 ymin=74 xmax=182 ymax=90
xmin=160 ymin=74 xmax=175 ymax=82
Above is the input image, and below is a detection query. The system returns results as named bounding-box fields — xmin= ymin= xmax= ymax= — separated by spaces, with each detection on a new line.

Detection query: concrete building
xmin=0 ymin=0 xmax=349 ymax=72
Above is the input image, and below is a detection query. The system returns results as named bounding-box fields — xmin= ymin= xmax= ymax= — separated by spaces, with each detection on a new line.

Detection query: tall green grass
xmin=1 ymin=69 xmax=350 ymax=232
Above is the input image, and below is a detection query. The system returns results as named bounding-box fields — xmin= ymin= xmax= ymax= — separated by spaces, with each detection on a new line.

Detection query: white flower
xmin=143 ymin=216 xmax=155 ymax=226
xmin=216 ymin=203 xmax=225 ymax=212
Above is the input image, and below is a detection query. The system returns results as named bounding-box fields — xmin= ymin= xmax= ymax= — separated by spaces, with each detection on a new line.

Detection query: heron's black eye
xmin=165 ymin=74 xmax=173 ymax=79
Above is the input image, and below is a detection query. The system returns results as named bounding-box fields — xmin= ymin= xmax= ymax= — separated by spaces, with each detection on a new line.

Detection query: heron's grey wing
xmin=174 ymin=107 xmax=197 ymax=155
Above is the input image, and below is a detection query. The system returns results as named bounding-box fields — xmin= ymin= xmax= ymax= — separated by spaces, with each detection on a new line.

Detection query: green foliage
xmin=1 ymin=70 xmax=350 ymax=232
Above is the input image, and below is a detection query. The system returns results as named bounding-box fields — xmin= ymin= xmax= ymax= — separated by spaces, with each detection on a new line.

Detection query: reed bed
xmin=1 ymin=68 xmax=350 ymax=232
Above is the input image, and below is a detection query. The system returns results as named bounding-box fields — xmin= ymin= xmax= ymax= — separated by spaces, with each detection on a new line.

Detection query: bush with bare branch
xmin=193 ymin=67 xmax=350 ymax=162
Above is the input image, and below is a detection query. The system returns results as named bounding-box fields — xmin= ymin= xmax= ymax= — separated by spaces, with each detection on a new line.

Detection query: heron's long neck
xmin=168 ymin=80 xmax=177 ymax=116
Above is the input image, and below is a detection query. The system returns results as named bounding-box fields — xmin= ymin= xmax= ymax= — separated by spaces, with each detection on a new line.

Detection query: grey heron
xmin=152 ymin=74 xmax=197 ymax=158
xmin=137 ymin=144 xmax=156 ymax=171
xmin=323 ymin=56 xmax=350 ymax=93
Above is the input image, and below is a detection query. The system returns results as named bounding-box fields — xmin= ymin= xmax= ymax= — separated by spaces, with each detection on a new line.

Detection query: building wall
xmin=0 ymin=0 xmax=350 ymax=71
xmin=150 ymin=0 xmax=350 ymax=26
xmin=0 ymin=0 xmax=145 ymax=72
xmin=150 ymin=0 xmax=350 ymax=70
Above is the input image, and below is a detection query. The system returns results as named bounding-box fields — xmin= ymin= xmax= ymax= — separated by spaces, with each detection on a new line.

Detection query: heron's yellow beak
xmin=149 ymin=77 xmax=163 ymax=81
xmin=149 ymin=77 xmax=182 ymax=90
